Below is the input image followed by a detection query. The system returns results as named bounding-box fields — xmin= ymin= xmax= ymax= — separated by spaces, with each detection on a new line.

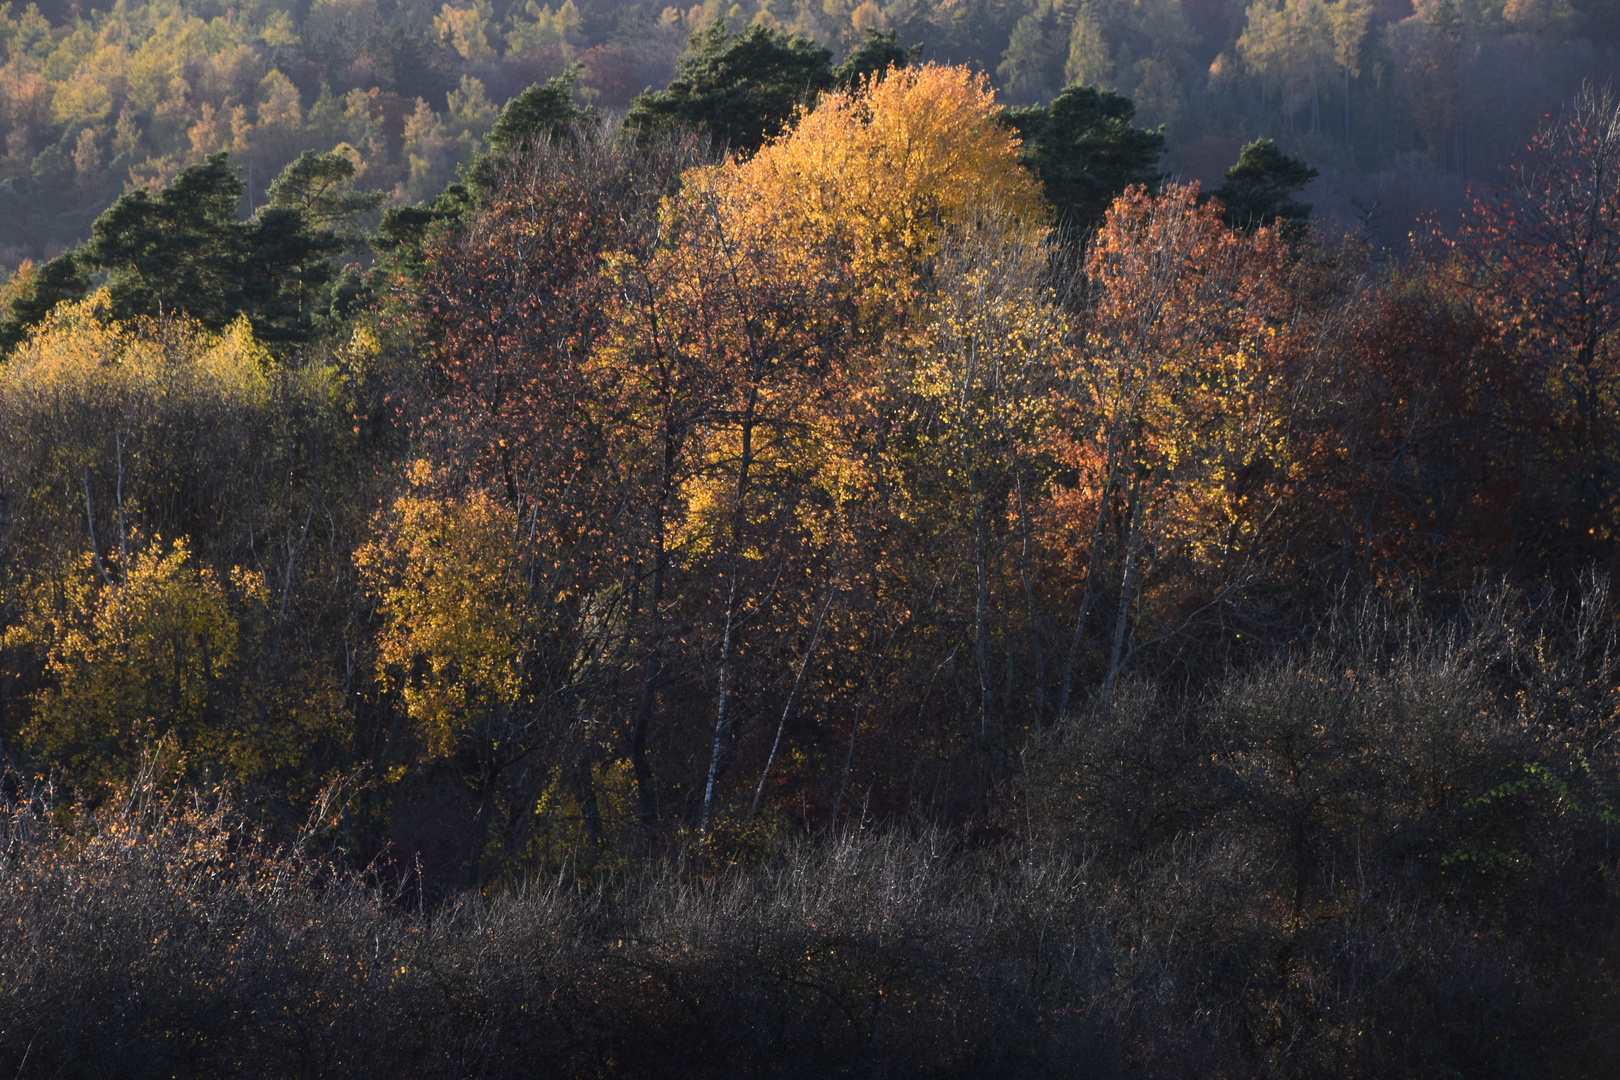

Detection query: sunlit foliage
xmin=703 ymin=63 xmax=1048 ymax=314
xmin=358 ymin=463 xmax=529 ymax=762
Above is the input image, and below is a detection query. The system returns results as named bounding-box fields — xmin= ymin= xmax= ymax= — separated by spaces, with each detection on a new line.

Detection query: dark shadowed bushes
xmin=3 ymin=586 xmax=1619 ymax=1077
xmin=1023 ymin=581 xmax=1620 ymax=1077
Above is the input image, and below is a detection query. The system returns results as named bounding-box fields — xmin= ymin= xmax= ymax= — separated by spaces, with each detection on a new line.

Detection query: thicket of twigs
xmin=1 ymin=585 xmax=1616 ymax=1078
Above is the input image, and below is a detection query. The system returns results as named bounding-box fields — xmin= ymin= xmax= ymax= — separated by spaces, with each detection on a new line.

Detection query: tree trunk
xmin=700 ymin=383 xmax=761 ymax=832
xmin=1056 ymin=477 xmax=1117 ymax=720
xmin=700 ymin=573 xmax=741 ymax=831
xmin=1102 ymin=480 xmax=1145 ymax=705
xmin=631 ymin=385 xmax=683 ymax=843
xmin=466 ymin=750 xmax=501 ymax=888
xmin=751 ymin=588 xmax=833 ymax=819
xmin=972 ymin=486 xmax=993 ymax=787
xmin=630 ymin=552 xmax=664 ymax=838
xmin=1344 ymin=65 xmax=1351 ymax=143
xmin=1015 ymin=470 xmax=1046 ymax=727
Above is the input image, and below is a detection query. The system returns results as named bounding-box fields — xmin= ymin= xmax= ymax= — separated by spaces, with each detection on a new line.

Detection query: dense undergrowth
xmin=3 ymin=587 xmax=1617 ymax=1078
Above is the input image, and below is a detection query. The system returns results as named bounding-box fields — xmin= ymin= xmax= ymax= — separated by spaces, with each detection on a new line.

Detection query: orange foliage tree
xmin=1042 ymin=183 xmax=1331 ymax=711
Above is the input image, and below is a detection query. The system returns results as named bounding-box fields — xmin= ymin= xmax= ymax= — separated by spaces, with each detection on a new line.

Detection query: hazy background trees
xmin=2 ymin=0 xmax=1617 ymax=274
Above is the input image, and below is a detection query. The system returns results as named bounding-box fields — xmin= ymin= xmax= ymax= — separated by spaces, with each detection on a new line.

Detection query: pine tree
xmin=623 ymin=23 xmax=835 ymax=155
xmin=1212 ymin=138 xmax=1318 ymax=232
xmin=1001 ymin=85 xmax=1166 ymax=237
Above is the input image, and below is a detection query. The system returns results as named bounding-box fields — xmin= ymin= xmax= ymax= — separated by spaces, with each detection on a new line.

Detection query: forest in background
xmin=0 ymin=6 xmax=1618 ymax=1071
xmin=1 ymin=0 xmax=1618 ymax=267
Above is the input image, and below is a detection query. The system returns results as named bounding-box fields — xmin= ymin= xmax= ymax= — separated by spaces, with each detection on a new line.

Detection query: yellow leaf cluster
xmin=698 ymin=63 xmax=1051 ymax=315
xmin=5 ymin=292 xmax=270 ymax=407
xmin=20 ymin=535 xmax=238 ymax=786
xmin=356 ymin=463 xmax=529 ymax=760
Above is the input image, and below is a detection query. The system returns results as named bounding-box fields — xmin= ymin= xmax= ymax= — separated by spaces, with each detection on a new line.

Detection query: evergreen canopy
xmin=623 ymin=25 xmax=919 ymax=156
xmin=1213 ymin=138 xmax=1319 ymax=232
xmin=1000 ymin=85 xmax=1166 ymax=236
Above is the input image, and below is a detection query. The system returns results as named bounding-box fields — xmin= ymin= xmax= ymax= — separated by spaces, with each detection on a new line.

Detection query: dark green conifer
xmin=486 ymin=65 xmax=600 ymax=156
xmin=1213 ymin=139 xmax=1319 ymax=233
xmin=623 ymin=23 xmax=835 ymax=155
xmin=78 ymin=152 xmax=245 ymax=327
xmin=1001 ymin=85 xmax=1166 ymax=237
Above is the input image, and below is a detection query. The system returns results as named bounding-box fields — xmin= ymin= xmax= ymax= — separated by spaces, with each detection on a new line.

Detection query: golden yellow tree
xmin=19 ymin=536 xmax=238 ymax=787
xmin=589 ymin=167 xmax=858 ymax=832
xmin=697 ymin=62 xmax=1050 ymax=321
xmin=637 ymin=65 xmax=1055 ymax=822
xmin=357 ymin=462 xmax=530 ymax=765
xmin=892 ymin=217 xmax=1071 ymax=778
xmin=357 ymin=462 xmax=557 ymax=881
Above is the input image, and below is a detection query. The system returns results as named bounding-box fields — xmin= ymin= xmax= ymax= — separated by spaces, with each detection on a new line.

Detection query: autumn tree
xmin=1308 ymin=262 xmax=1529 ymax=583
xmin=895 ymin=218 xmax=1071 ymax=784
xmin=1044 ymin=183 xmax=1316 ymax=710
xmin=1237 ymin=0 xmax=1338 ymax=133
xmin=1386 ymin=0 xmax=1464 ymax=166
xmin=404 ymin=65 xmax=1054 ymax=839
xmin=358 ymin=466 xmax=574 ymax=884
xmin=1456 ymin=82 xmax=1620 ymax=546
xmin=605 ymin=173 xmax=856 ymax=833
xmin=405 ymin=131 xmax=707 ymax=839
xmin=17 ymin=536 xmax=241 ymax=788
xmin=673 ymin=64 xmax=1052 ymax=824
xmin=708 ymin=63 xmax=1049 ymax=318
